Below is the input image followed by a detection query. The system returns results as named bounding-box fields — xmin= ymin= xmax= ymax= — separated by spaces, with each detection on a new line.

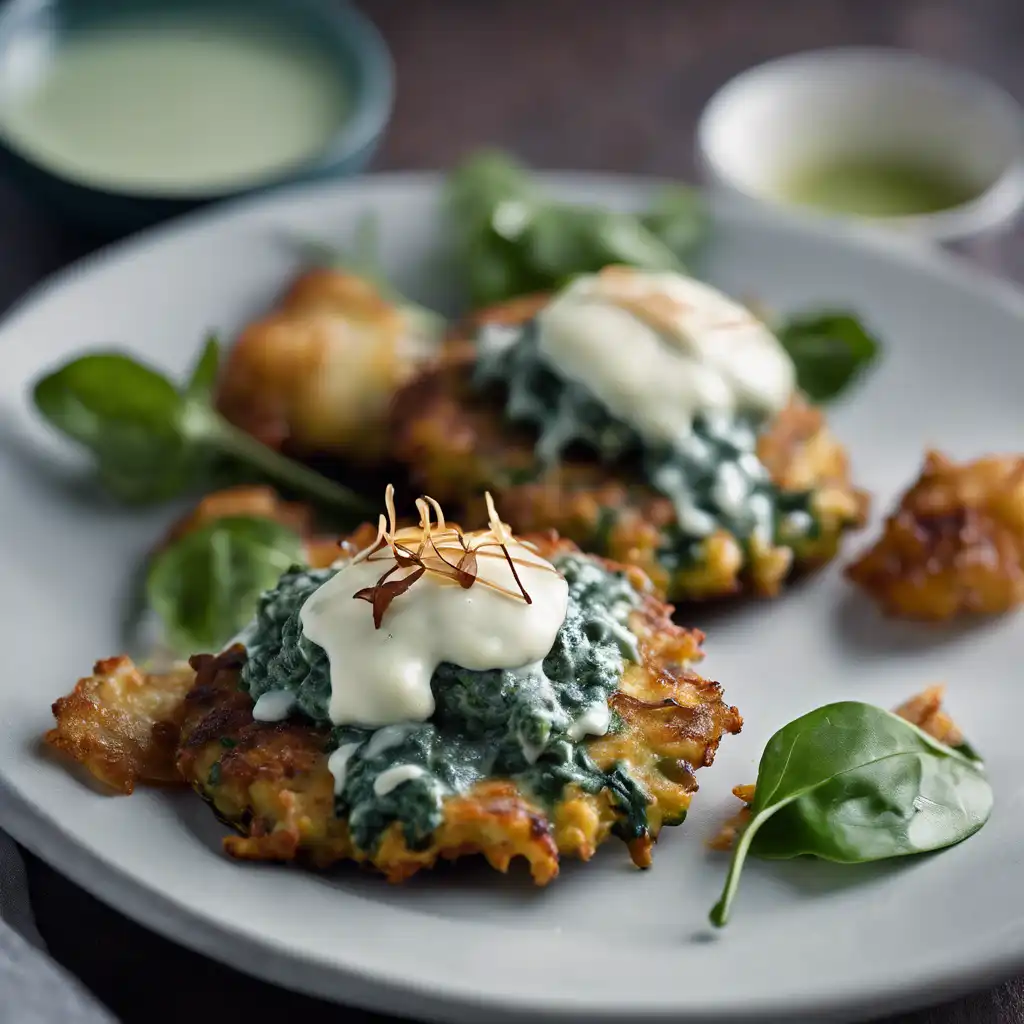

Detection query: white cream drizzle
xmin=299 ymin=487 xmax=569 ymax=728
xmin=373 ymin=764 xmax=429 ymax=797
xmin=251 ymin=689 xmax=295 ymax=723
xmin=535 ymin=266 xmax=795 ymax=445
xmin=327 ymin=742 xmax=363 ymax=796
xmin=567 ymin=699 xmax=613 ymax=741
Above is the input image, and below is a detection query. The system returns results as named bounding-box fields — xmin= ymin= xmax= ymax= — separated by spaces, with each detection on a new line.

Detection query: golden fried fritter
xmin=159 ymin=485 xmax=350 ymax=570
xmin=47 ymin=536 xmax=741 ymax=885
xmin=215 ymin=269 xmax=437 ymax=462
xmin=176 ymin=538 xmax=740 ymax=883
xmin=390 ymin=297 xmax=868 ymax=603
xmin=46 ymin=657 xmax=195 ymax=794
xmin=846 ymin=451 xmax=1024 ymax=620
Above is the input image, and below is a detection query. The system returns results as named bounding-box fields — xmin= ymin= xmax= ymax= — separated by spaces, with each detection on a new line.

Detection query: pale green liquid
xmin=0 ymin=17 xmax=350 ymax=195
xmin=782 ymin=159 xmax=980 ymax=217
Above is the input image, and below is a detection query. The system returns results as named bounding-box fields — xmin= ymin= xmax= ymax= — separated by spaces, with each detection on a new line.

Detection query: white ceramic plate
xmin=1 ymin=174 xmax=1022 ymax=1024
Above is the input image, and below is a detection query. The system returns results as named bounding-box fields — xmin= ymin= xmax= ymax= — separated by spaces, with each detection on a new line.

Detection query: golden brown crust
xmin=845 ymin=451 xmax=1024 ymax=620
xmin=172 ymin=534 xmax=740 ymax=884
xmin=389 ymin=301 xmax=867 ymax=602
xmin=215 ymin=269 xmax=429 ymax=461
xmin=45 ymin=657 xmax=195 ymax=794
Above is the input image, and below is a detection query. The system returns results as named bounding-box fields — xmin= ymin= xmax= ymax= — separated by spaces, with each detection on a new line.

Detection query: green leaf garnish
xmin=33 ymin=337 xmax=372 ymax=514
xmin=147 ymin=515 xmax=305 ymax=655
xmin=710 ymin=701 xmax=992 ymax=928
xmin=777 ymin=311 xmax=880 ymax=402
xmin=447 ymin=150 xmax=708 ymax=307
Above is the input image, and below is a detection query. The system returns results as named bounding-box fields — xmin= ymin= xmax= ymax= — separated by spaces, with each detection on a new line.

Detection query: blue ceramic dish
xmin=0 ymin=0 xmax=394 ymax=234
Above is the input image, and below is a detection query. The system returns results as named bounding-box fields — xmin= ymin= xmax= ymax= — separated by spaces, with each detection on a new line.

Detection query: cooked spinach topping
xmin=473 ymin=319 xmax=817 ymax=568
xmin=241 ymin=552 xmax=652 ymax=851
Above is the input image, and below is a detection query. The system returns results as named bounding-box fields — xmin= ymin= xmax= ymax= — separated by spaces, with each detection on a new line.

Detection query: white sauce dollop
xmin=327 ymin=742 xmax=363 ymax=796
xmin=535 ymin=267 xmax=795 ymax=445
xmin=299 ymin=492 xmax=569 ymax=729
xmin=567 ymin=698 xmax=612 ymax=741
xmin=251 ymin=689 xmax=295 ymax=723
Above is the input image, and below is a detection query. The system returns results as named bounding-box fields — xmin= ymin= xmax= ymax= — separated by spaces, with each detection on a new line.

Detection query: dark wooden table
xmin=11 ymin=1 xmax=1024 ymax=1021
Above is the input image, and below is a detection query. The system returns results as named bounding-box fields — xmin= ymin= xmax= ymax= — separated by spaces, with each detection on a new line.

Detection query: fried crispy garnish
xmin=892 ymin=684 xmax=965 ymax=748
xmin=846 ymin=451 xmax=1024 ymax=620
xmin=390 ymin=301 xmax=867 ymax=603
xmin=174 ymin=535 xmax=741 ymax=884
xmin=46 ymin=657 xmax=195 ymax=794
xmin=709 ymin=687 xmax=966 ymax=851
xmin=160 ymin=486 xmax=344 ymax=570
xmin=215 ymin=269 xmax=436 ymax=461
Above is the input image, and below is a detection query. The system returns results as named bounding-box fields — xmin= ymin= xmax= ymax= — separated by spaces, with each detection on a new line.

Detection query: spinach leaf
xmin=447 ymin=150 xmax=707 ymax=307
xmin=777 ymin=312 xmax=880 ymax=402
xmin=147 ymin=515 xmax=305 ymax=655
xmin=33 ymin=337 xmax=371 ymax=514
xmin=710 ymin=701 xmax=992 ymax=927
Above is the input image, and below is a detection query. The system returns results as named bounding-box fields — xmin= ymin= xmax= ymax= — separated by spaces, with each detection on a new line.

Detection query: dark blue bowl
xmin=0 ymin=0 xmax=394 ymax=235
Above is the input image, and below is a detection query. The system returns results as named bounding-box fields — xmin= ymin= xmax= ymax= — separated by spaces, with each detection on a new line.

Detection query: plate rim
xmin=3 ymin=169 xmax=1024 ymax=1023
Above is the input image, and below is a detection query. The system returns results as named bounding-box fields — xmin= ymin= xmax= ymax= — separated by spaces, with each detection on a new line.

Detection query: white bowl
xmin=696 ymin=47 xmax=1024 ymax=246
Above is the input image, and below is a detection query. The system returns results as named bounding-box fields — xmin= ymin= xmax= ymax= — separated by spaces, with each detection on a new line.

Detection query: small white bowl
xmin=696 ymin=47 xmax=1024 ymax=246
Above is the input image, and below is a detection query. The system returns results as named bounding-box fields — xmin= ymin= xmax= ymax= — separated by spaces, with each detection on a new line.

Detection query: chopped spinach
xmin=474 ymin=317 xmax=818 ymax=571
xmin=241 ymin=551 xmax=651 ymax=851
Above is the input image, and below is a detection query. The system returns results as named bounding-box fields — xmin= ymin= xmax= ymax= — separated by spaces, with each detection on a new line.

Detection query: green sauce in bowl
xmin=781 ymin=159 xmax=980 ymax=218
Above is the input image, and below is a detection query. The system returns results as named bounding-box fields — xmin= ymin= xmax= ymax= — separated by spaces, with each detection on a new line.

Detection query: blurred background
xmin=7 ymin=1 xmax=1024 ymax=1022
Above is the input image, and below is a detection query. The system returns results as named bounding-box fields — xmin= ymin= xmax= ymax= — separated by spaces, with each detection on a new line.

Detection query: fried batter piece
xmin=46 ymin=657 xmax=195 ymax=794
xmin=159 ymin=485 xmax=354 ymax=570
xmin=390 ymin=298 xmax=868 ymax=603
xmin=709 ymin=685 xmax=967 ymax=851
xmin=846 ymin=451 xmax=1024 ymax=620
xmin=175 ymin=541 xmax=740 ymax=883
xmin=215 ymin=268 xmax=438 ymax=462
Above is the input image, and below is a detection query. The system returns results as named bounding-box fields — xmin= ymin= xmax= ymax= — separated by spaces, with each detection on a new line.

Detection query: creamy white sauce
xmin=567 ymin=699 xmax=612 ymax=741
xmin=327 ymin=742 xmax=363 ymax=796
xmin=535 ymin=268 xmax=795 ymax=445
xmin=299 ymin=495 xmax=570 ymax=728
xmin=712 ymin=462 xmax=751 ymax=519
xmin=251 ymin=690 xmax=296 ymax=723
xmin=373 ymin=764 xmax=429 ymax=797
xmin=362 ymin=723 xmax=417 ymax=760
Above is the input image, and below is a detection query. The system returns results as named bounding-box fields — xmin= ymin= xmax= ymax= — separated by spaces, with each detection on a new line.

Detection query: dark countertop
xmin=11 ymin=1 xmax=1024 ymax=1021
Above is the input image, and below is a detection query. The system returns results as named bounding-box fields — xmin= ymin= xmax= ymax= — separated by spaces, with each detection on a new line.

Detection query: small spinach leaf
xmin=447 ymin=150 xmax=707 ymax=307
xmin=184 ymin=334 xmax=221 ymax=402
xmin=777 ymin=312 xmax=880 ymax=402
xmin=710 ymin=701 xmax=992 ymax=927
xmin=147 ymin=515 xmax=305 ymax=655
xmin=33 ymin=339 xmax=371 ymax=514
xmin=33 ymin=352 xmax=204 ymax=503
